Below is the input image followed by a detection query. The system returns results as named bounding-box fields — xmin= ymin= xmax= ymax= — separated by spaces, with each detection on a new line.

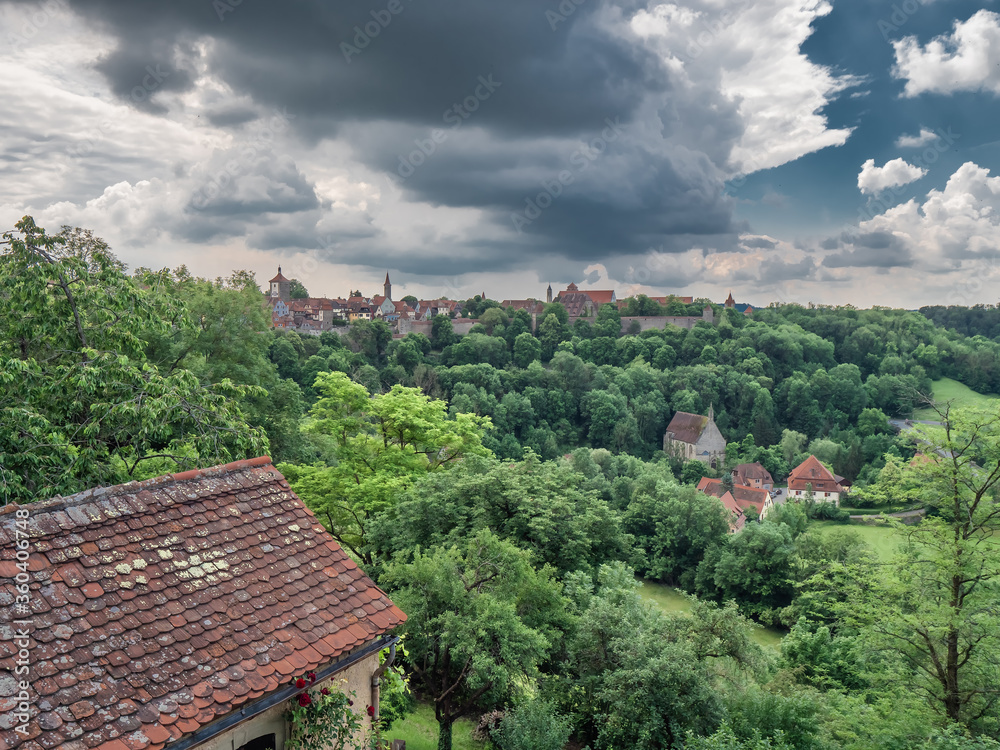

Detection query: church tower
xmin=384 ymin=272 xmax=392 ymax=301
xmin=546 ymin=284 xmax=552 ymax=303
xmin=269 ymin=267 xmax=291 ymax=301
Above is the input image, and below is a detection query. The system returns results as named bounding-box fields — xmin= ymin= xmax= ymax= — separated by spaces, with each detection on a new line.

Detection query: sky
xmin=1 ymin=0 xmax=998 ymax=308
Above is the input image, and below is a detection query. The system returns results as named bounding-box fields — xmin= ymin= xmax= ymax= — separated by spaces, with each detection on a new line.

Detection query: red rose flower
xmin=307 ymin=672 xmax=316 ymax=683
xmin=367 ymin=705 xmax=375 ymax=717
xmin=321 ymin=688 xmax=330 ymax=696
xmin=295 ymin=678 xmax=306 ymax=689
xmin=298 ymin=693 xmax=312 ymax=707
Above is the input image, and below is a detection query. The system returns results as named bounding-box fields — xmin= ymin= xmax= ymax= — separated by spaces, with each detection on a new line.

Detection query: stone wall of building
xmin=619 ymin=315 xmax=710 ymax=333
xmin=565 ymin=312 xmax=714 ymax=334
xmin=396 ymin=318 xmax=479 ymax=337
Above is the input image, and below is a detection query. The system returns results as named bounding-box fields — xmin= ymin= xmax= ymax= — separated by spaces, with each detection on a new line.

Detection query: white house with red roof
xmin=787 ymin=455 xmax=846 ymax=504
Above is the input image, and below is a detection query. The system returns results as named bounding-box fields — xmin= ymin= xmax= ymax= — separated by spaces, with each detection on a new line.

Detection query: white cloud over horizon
xmin=857 ymin=158 xmax=928 ymax=195
xmin=893 ymin=10 xmax=1000 ymax=97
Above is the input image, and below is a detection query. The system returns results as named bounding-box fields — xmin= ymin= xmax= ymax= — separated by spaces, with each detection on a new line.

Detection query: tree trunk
xmin=437 ymin=718 xmax=453 ymax=750
xmin=945 ymin=622 xmax=961 ymax=722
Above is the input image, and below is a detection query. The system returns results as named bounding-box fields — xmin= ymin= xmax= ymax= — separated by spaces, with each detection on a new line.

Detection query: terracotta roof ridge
xmin=27 ymin=455 xmax=275 ymax=515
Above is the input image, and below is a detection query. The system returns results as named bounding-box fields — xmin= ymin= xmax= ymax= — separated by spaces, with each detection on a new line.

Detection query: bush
xmin=490 ymin=699 xmax=572 ymax=750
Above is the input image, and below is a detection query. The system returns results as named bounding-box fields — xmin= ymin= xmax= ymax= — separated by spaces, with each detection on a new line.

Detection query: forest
xmin=5 ymin=218 xmax=1000 ymax=749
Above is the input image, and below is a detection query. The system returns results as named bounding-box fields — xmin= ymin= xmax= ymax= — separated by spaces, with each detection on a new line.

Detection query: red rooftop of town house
xmin=0 ymin=457 xmax=405 ymax=750
xmin=787 ymin=454 xmax=845 ymax=493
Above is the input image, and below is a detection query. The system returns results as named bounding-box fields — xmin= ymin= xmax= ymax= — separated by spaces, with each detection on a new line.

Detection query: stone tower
xmin=546 ymin=284 xmax=552 ymax=303
xmin=384 ymin=272 xmax=392 ymax=301
xmin=269 ymin=267 xmax=291 ymax=301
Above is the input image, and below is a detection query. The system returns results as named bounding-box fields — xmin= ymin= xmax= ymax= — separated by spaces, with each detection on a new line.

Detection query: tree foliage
xmin=0 ymin=218 xmax=267 ymax=502
xmin=279 ymin=372 xmax=491 ymax=563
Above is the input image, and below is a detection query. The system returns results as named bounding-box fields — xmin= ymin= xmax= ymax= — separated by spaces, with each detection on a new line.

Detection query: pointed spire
xmin=385 ymin=272 xmax=390 ymax=284
xmin=708 ymin=403 xmax=715 ymax=422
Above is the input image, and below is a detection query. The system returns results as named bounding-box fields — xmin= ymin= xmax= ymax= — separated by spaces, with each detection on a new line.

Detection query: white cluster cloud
xmin=893 ymin=10 xmax=1000 ymax=97
xmin=860 ymin=162 xmax=1000 ymax=262
xmin=857 ymin=158 xmax=927 ymax=195
xmin=895 ymin=128 xmax=938 ymax=148
xmin=631 ymin=0 xmax=858 ymax=176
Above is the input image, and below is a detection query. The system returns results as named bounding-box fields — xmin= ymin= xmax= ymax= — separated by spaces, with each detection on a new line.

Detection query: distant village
xmin=663 ymin=406 xmax=848 ymax=531
xmin=263 ymin=267 xmax=755 ymax=338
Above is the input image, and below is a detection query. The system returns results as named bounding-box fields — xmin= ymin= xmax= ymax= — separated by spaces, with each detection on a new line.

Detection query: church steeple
xmin=384 ymin=272 xmax=392 ymax=301
xmin=546 ymin=283 xmax=552 ymax=303
xmin=269 ymin=266 xmax=290 ymax=301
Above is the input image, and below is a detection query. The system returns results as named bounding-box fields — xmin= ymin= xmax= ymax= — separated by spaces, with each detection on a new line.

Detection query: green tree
xmin=624 ymin=482 xmax=730 ymax=590
xmin=593 ymin=303 xmax=622 ymax=338
xmin=382 ymin=530 xmax=561 ymax=750
xmin=0 ymin=218 xmax=267 ymax=502
xmin=566 ymin=564 xmax=765 ymax=749
xmin=847 ymin=407 xmax=1000 ymax=731
xmin=347 ymin=319 xmax=392 ymax=366
xmin=479 ymin=306 xmax=507 ymax=334
xmin=538 ymin=313 xmax=569 ymax=361
xmin=779 ymin=429 xmax=808 ymax=465
xmin=513 ymin=332 xmax=542 ymax=369
xmin=279 ymin=372 xmax=491 ymax=563
xmin=289 ymin=278 xmax=309 ymax=298
xmin=369 ymin=452 xmax=631 ymax=577
xmin=706 ymin=521 xmax=797 ymax=621
xmin=431 ymin=314 xmax=457 ymax=348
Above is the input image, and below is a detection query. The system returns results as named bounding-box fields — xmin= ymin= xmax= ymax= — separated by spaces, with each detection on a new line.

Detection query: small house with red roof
xmin=732 ymin=462 xmax=774 ymax=490
xmin=695 ymin=484 xmax=747 ymax=533
xmin=698 ymin=477 xmax=774 ymax=523
xmin=0 ymin=457 xmax=405 ymax=750
xmin=663 ymin=407 xmax=726 ymax=467
xmin=787 ymin=454 xmax=846 ymax=504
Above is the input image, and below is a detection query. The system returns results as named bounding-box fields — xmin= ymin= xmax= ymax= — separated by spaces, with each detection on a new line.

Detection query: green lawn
xmin=810 ymin=520 xmax=902 ymax=561
xmin=387 ymin=702 xmax=488 ymax=750
xmin=638 ymin=580 xmax=784 ymax=649
xmin=913 ymin=377 xmax=1000 ymax=419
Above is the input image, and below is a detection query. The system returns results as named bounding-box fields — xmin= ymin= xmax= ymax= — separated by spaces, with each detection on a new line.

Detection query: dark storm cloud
xmin=34 ymin=0 xmax=748 ymax=270
xmin=821 ymin=231 xmax=914 ymax=268
xmin=741 ymin=236 xmax=777 ymax=249
xmin=205 ymin=106 xmax=259 ymax=128
xmin=758 ymin=256 xmax=817 ymax=281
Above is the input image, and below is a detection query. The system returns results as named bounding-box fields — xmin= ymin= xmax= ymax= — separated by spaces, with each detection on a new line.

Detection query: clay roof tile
xmin=5 ymin=457 xmax=405 ymax=749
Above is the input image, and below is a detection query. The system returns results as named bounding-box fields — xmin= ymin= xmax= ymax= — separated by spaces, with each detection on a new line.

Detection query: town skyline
xmin=1 ymin=1 xmax=998 ymax=309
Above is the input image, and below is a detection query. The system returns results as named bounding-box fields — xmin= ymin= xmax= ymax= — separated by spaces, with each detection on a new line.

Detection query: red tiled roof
xmin=268 ymin=268 xmax=289 ymax=283
xmin=700 ymin=486 xmax=745 ymax=532
xmin=556 ymin=292 xmax=594 ymax=318
xmin=586 ymin=290 xmax=616 ymax=305
xmin=788 ymin=454 xmax=844 ymax=492
xmin=698 ymin=478 xmax=769 ymax=516
xmin=666 ymin=412 xmax=709 ymax=444
xmin=733 ymin=462 xmax=773 ymax=485
xmin=0 ymin=457 xmax=405 ymax=750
